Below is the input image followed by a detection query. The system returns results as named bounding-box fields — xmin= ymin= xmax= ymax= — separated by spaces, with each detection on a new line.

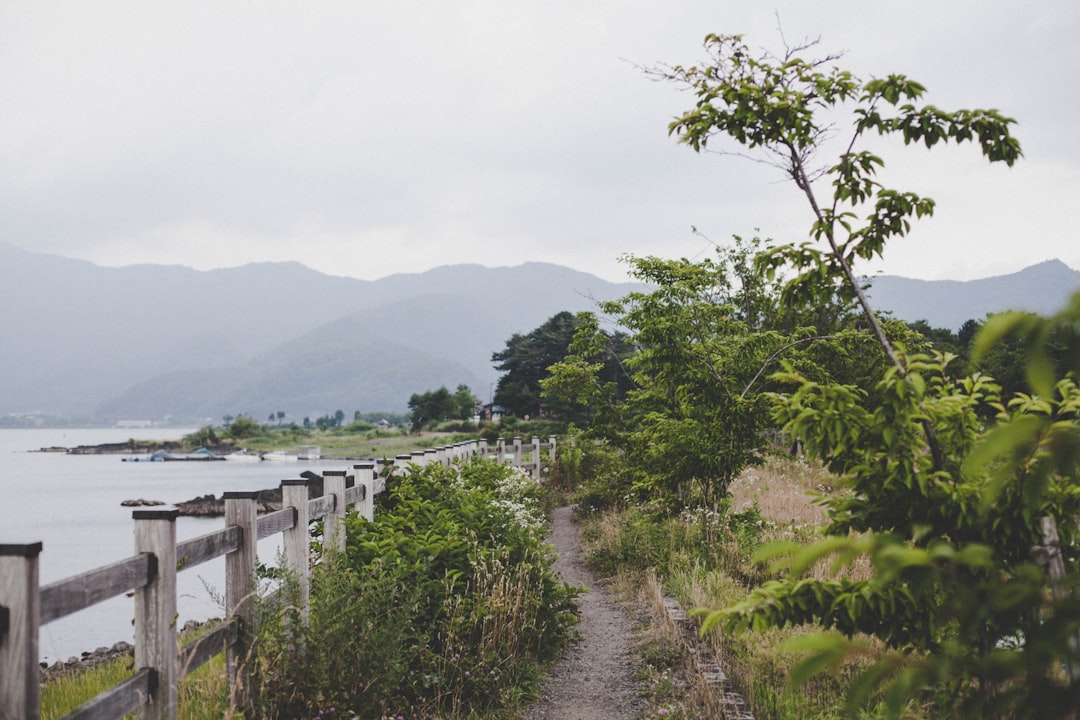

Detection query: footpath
xmin=522 ymin=506 xmax=642 ymax=720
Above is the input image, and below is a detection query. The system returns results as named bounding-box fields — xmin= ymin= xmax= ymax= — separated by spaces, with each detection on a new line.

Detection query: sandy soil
xmin=521 ymin=505 xmax=643 ymax=720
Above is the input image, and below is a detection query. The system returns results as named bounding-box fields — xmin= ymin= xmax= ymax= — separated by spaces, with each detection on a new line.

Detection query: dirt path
xmin=522 ymin=506 xmax=642 ymax=720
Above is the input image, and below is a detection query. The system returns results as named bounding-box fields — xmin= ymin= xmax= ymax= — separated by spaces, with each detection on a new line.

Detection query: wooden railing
xmin=0 ymin=436 xmax=556 ymax=720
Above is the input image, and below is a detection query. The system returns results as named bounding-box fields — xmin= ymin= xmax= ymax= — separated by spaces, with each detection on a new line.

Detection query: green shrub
xmin=250 ymin=458 xmax=579 ymax=719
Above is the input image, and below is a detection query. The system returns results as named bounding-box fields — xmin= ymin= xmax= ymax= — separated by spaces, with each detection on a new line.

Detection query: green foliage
xmin=222 ymin=413 xmax=262 ymax=439
xmin=546 ymin=239 xmax=814 ymax=512
xmin=249 ymin=458 xmax=579 ymax=719
xmin=182 ymin=424 xmax=220 ymax=447
xmin=491 ymin=311 xmax=614 ymax=422
xmin=658 ymin=33 xmax=1019 ymax=369
xmin=408 ymin=384 xmax=478 ymax=429
xmin=657 ymin=31 xmax=1080 ymax=718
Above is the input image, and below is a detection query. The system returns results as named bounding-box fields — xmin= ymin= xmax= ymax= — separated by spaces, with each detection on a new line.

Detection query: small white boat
xmin=224 ymin=450 xmax=262 ymax=462
xmin=261 ymin=450 xmax=298 ymax=462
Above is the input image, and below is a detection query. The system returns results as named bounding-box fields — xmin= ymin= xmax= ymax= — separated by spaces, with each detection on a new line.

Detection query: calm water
xmin=0 ymin=428 xmax=319 ymax=662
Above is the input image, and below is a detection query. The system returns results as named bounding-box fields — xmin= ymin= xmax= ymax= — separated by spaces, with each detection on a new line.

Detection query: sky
xmin=2 ymin=1 xmax=1078 ymax=285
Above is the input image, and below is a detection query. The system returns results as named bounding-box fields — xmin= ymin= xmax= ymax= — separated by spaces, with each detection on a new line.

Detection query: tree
xmin=659 ymin=32 xmax=1019 ymax=377
xmin=450 ymin=384 xmax=478 ymax=420
xmin=652 ymin=33 xmax=1080 ymax=718
xmin=545 ymin=238 xmax=814 ymax=511
xmin=225 ymin=414 xmax=262 ymax=440
xmin=492 ymin=312 xmax=581 ymax=418
xmin=408 ymin=385 xmax=477 ymax=429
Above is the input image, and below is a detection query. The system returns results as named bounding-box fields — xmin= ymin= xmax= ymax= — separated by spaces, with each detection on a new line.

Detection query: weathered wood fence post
xmin=531 ymin=436 xmax=541 ymax=479
xmin=0 ymin=542 xmax=42 ymax=720
xmin=223 ymin=491 xmax=257 ymax=706
xmin=324 ymin=470 xmax=348 ymax=554
xmin=513 ymin=436 xmax=522 ymax=469
xmin=354 ymin=462 xmax=376 ymax=521
xmin=497 ymin=438 xmax=505 ymax=463
xmin=281 ymin=478 xmax=311 ymax=625
xmin=549 ymin=435 xmax=557 ymax=464
xmin=133 ymin=508 xmax=179 ymax=720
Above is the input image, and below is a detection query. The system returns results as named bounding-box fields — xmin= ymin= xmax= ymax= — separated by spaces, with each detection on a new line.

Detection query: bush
xmin=249 ymin=458 xmax=579 ymax=719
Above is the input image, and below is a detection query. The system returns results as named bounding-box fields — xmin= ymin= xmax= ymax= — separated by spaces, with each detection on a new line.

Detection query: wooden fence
xmin=0 ymin=436 xmax=556 ymax=720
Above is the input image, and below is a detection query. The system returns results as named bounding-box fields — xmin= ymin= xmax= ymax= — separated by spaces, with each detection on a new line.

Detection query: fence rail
xmin=0 ymin=436 xmax=555 ymax=720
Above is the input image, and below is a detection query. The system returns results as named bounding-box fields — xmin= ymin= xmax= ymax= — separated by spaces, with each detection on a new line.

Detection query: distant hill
xmin=865 ymin=259 xmax=1080 ymax=331
xmin=7 ymin=243 xmax=1076 ymax=422
xmin=0 ymin=244 xmax=644 ymax=421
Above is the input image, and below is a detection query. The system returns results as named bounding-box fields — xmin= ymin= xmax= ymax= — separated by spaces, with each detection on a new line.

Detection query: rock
xmin=120 ymin=498 xmax=165 ymax=507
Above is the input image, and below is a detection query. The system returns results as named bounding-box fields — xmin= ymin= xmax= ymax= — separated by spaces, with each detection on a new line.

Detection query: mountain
xmin=865 ymin=260 xmax=1080 ymax=331
xmin=8 ymin=242 xmax=1075 ymax=422
xmin=0 ymin=244 xmax=644 ymax=420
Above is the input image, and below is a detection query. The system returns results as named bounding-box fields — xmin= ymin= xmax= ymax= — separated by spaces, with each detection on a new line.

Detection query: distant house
xmin=481 ymin=404 xmax=505 ymax=423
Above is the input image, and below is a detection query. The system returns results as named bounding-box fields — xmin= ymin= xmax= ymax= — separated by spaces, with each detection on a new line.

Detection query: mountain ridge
xmin=3 ymin=242 xmax=1077 ymax=421
xmin=866 ymin=259 xmax=1080 ymax=331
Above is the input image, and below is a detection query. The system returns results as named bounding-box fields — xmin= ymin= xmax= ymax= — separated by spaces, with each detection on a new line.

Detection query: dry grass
xmin=729 ymin=454 xmax=873 ymax=584
xmin=728 ymin=454 xmax=834 ymax=526
xmin=580 ymin=453 xmax=894 ymax=718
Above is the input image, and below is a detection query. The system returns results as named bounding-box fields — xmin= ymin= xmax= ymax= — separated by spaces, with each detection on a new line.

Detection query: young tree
xmin=655 ymin=33 xmax=1080 ymax=718
xmin=545 ymin=238 xmax=818 ymax=511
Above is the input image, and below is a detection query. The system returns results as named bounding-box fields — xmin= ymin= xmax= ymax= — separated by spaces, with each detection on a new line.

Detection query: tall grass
xmin=578 ymin=453 xmax=892 ymax=719
xmin=41 ymin=626 xmax=233 ymax=720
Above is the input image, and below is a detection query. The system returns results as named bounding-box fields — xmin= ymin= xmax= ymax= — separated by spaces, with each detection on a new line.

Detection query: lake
xmin=0 ymin=427 xmax=315 ymax=663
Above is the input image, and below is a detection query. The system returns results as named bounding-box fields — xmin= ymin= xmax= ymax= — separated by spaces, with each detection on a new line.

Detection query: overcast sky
xmin=2 ymin=2 xmax=1077 ymax=284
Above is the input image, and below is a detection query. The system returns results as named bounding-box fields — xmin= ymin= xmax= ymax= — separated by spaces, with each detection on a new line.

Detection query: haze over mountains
xmin=2 ymin=243 xmax=1078 ymax=424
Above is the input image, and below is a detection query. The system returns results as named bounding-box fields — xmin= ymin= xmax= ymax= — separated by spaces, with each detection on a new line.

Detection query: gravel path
xmin=522 ymin=506 xmax=641 ymax=720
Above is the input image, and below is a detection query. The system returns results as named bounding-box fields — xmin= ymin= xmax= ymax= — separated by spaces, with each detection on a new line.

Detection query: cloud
xmin=2 ymin=1 xmax=1077 ymax=282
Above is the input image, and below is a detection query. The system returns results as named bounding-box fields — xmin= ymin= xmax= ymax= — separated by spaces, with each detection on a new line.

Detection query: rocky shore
xmin=39 ymin=620 xmax=217 ymax=682
xmin=130 ymin=470 xmax=326 ymax=517
xmin=36 ymin=441 xmax=235 ymax=455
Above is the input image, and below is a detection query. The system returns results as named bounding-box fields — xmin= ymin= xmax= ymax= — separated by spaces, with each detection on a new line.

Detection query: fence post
xmin=223 ymin=491 xmax=258 ymax=706
xmin=513 ymin=436 xmax=522 ymax=469
xmin=497 ymin=438 xmax=505 ymax=464
xmin=354 ymin=462 xmax=376 ymax=521
xmin=0 ymin=542 xmax=42 ymax=720
xmin=281 ymin=479 xmax=311 ymax=625
xmin=532 ymin=436 xmax=541 ymax=479
xmin=323 ymin=470 xmax=347 ymax=554
xmin=549 ymin=435 xmax=557 ymax=464
xmin=133 ymin=508 xmax=179 ymax=720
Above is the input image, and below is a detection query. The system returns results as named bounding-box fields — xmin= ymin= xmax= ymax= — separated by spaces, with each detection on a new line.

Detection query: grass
xmin=41 ymin=623 xmax=234 ymax=720
xmin=578 ymin=452 xmax=890 ymax=720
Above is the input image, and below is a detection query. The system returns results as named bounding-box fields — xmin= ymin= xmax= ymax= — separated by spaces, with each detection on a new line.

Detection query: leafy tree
xmin=546 ymin=238 xmax=814 ymax=511
xmin=408 ymin=385 xmax=477 ymax=429
xmin=492 ymin=312 xmax=581 ymax=419
xmin=225 ymin=414 xmax=262 ymax=440
xmin=650 ymin=32 xmax=1080 ymax=718
xmin=450 ymin=384 xmax=478 ymax=419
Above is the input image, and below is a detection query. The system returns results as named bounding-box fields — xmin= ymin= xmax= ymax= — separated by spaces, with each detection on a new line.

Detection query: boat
xmin=122 ymin=448 xmax=224 ymax=462
xmin=224 ymin=449 xmax=262 ymax=462
xmin=261 ymin=450 xmax=298 ymax=462
xmin=122 ymin=449 xmax=169 ymax=462
xmin=297 ymin=445 xmax=321 ymax=461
